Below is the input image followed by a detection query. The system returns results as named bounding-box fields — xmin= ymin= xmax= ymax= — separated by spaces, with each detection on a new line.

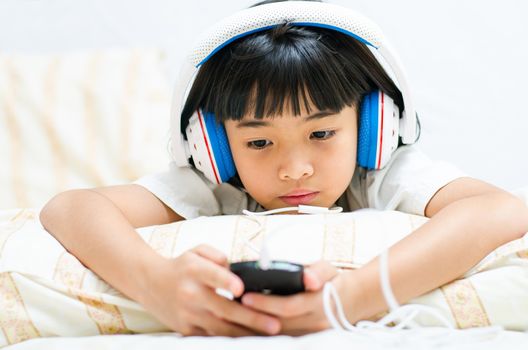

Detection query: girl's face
xmin=224 ymin=104 xmax=357 ymax=211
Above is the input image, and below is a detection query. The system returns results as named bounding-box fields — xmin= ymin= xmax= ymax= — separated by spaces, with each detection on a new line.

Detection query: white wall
xmin=1 ymin=0 xmax=526 ymax=190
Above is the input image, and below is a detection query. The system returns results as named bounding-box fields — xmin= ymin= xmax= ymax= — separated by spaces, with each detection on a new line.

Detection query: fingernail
xmin=266 ymin=320 xmax=280 ymax=334
xmin=231 ymin=279 xmax=242 ymax=296
xmin=242 ymin=295 xmax=252 ymax=305
xmin=305 ymin=270 xmax=320 ymax=290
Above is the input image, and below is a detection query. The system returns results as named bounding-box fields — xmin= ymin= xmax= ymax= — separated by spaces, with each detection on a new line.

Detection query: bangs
xmin=181 ymin=23 xmax=403 ymax=131
xmin=194 ymin=24 xmax=373 ymax=122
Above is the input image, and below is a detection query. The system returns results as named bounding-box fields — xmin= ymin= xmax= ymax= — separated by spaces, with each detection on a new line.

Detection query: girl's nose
xmin=278 ymin=148 xmax=314 ymax=181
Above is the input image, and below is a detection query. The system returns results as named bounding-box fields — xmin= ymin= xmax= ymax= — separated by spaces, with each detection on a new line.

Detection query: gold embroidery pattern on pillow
xmin=53 ymin=251 xmax=132 ymax=335
xmin=518 ymin=250 xmax=528 ymax=259
xmin=148 ymin=222 xmax=182 ymax=258
xmin=53 ymin=252 xmax=88 ymax=289
xmin=0 ymin=272 xmax=40 ymax=345
xmin=77 ymin=294 xmax=132 ymax=335
xmin=231 ymin=216 xmax=267 ymax=262
xmin=472 ymin=237 xmax=528 ymax=273
xmin=322 ymin=216 xmax=355 ymax=265
xmin=504 ymin=240 xmax=527 ymax=261
xmin=441 ymin=279 xmax=490 ymax=328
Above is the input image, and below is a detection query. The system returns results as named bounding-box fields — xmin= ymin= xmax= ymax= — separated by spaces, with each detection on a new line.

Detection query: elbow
xmin=513 ymin=198 xmax=528 ymax=238
xmin=40 ymin=189 xmax=86 ymax=233
xmin=494 ymin=191 xmax=528 ymax=241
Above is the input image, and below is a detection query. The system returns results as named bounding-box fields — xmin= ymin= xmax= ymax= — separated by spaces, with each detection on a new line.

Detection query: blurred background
xmin=0 ymin=0 xmax=527 ymax=209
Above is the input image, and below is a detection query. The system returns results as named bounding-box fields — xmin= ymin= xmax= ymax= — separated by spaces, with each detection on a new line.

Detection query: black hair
xmin=182 ymin=26 xmax=403 ymax=129
xmin=181 ymin=0 xmax=404 ymax=186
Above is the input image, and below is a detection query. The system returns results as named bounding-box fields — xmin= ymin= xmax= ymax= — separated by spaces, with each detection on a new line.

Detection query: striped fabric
xmin=0 ymin=208 xmax=527 ymax=347
xmin=0 ymin=49 xmax=171 ymax=209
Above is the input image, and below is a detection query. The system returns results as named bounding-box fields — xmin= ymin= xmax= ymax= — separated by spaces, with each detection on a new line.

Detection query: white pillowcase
xmin=0 ymin=208 xmax=527 ymax=348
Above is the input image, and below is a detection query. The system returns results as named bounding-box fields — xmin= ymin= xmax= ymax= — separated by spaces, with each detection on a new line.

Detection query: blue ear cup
xmin=201 ymin=111 xmax=237 ymax=182
xmin=357 ymin=91 xmax=381 ymax=170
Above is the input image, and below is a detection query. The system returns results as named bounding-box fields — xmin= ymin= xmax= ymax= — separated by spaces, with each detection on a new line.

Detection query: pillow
xmin=0 ymin=48 xmax=171 ymax=210
xmin=0 ymin=208 xmax=527 ymax=347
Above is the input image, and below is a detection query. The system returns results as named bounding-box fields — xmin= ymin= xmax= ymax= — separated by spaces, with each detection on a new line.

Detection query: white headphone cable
xmin=239 ymin=206 xmax=502 ymax=345
xmin=323 ymin=247 xmax=503 ymax=346
xmin=242 ymin=205 xmax=343 ymax=217
xmin=241 ymin=205 xmax=343 ymax=270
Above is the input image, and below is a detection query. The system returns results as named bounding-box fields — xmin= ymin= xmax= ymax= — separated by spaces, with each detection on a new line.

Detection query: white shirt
xmin=134 ymin=145 xmax=466 ymax=219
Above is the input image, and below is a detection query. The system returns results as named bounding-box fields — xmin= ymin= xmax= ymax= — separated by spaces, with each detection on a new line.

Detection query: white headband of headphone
xmin=170 ymin=1 xmax=417 ymax=166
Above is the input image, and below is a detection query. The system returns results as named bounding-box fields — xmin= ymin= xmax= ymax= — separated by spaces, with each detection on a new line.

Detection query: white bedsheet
xmin=7 ymin=329 xmax=528 ymax=350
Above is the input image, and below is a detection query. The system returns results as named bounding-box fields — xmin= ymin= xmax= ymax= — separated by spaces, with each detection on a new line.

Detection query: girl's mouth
xmin=279 ymin=192 xmax=319 ymax=206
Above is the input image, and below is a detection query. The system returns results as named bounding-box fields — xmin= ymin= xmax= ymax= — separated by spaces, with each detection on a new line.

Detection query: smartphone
xmin=229 ymin=260 xmax=305 ymax=297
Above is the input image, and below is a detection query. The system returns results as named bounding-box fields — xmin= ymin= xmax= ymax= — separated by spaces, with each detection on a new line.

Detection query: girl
xmin=40 ymin=0 xmax=528 ymax=337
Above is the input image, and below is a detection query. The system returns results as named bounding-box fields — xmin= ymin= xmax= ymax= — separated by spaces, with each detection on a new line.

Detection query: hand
xmin=139 ymin=244 xmax=281 ymax=336
xmin=240 ymin=260 xmax=347 ymax=335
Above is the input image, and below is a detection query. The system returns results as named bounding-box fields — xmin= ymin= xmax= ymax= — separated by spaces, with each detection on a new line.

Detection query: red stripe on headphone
xmin=197 ymin=110 xmax=221 ymax=184
xmin=377 ymin=92 xmax=384 ymax=169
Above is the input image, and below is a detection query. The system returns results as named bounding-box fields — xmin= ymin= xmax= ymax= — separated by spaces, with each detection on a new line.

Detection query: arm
xmin=340 ymin=177 xmax=528 ymax=323
xmin=240 ymin=177 xmax=528 ymax=333
xmin=40 ymin=185 xmax=280 ymax=336
xmin=40 ymin=185 xmax=181 ymax=302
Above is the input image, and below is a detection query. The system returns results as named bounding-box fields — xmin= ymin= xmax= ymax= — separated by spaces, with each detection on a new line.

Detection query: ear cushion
xmin=357 ymin=91 xmax=381 ymax=170
xmin=186 ymin=110 xmax=236 ymax=184
xmin=201 ymin=111 xmax=236 ymax=183
xmin=357 ymin=91 xmax=400 ymax=170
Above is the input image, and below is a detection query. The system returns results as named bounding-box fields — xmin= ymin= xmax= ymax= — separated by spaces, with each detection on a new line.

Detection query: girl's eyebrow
xmin=236 ymin=110 xmax=335 ymax=129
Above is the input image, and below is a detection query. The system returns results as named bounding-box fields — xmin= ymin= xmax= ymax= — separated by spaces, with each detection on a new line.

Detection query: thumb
xmin=303 ymin=260 xmax=338 ymax=291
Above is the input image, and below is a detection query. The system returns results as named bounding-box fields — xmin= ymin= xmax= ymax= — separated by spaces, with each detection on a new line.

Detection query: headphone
xmin=170 ymin=1 xmax=419 ymax=185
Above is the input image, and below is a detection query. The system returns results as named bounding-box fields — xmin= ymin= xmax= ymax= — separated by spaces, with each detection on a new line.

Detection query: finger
xmin=241 ymin=292 xmax=315 ymax=318
xmin=189 ymin=326 xmax=208 ymax=336
xmin=303 ymin=269 xmax=321 ymax=291
xmin=304 ymin=261 xmax=339 ymax=291
xmin=192 ymin=244 xmax=229 ymax=267
xmin=189 ymin=253 xmax=244 ymax=297
xmin=278 ymin=310 xmax=331 ymax=336
xmin=206 ymin=291 xmax=281 ymax=335
xmin=255 ymin=291 xmax=331 ymax=336
xmin=209 ymin=292 xmax=281 ymax=335
xmin=192 ymin=310 xmax=259 ymax=337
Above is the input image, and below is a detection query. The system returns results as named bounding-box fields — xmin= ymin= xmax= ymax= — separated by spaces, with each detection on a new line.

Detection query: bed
xmin=6 ymin=329 xmax=528 ymax=350
xmin=1 ymin=48 xmax=528 ymax=350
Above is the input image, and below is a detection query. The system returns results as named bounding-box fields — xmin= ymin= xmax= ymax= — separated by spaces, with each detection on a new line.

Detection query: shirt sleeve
xmin=134 ymin=162 xmax=221 ymax=219
xmin=364 ymin=146 xmax=467 ymax=215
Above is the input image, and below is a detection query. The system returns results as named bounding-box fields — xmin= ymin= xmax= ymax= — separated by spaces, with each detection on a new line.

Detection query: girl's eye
xmin=247 ymin=139 xmax=271 ymax=149
xmin=311 ymin=130 xmax=336 ymax=140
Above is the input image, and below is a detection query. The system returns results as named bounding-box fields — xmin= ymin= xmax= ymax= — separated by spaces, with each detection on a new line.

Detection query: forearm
xmin=40 ymin=190 xmax=165 ymax=303
xmin=344 ymin=191 xmax=528 ymax=322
